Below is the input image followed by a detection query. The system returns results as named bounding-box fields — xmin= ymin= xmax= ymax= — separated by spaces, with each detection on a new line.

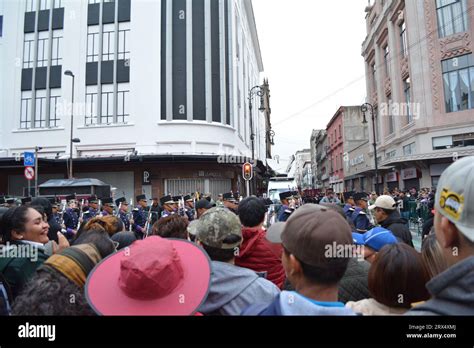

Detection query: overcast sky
xmin=252 ymin=0 xmax=369 ymax=172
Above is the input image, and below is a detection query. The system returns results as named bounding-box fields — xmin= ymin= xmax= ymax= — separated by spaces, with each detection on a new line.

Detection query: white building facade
xmin=0 ymin=0 xmax=271 ymax=198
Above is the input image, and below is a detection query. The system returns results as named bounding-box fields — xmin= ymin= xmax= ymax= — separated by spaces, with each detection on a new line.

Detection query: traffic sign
xmin=24 ymin=152 xmax=35 ymax=167
xmin=24 ymin=166 xmax=35 ymax=181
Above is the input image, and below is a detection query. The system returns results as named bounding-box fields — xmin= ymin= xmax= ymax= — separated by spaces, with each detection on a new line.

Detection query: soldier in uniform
xmin=49 ymin=198 xmax=62 ymax=225
xmin=149 ymin=198 xmax=161 ymax=227
xmin=132 ymin=194 xmax=148 ymax=239
xmin=115 ymin=197 xmax=133 ymax=231
xmin=82 ymin=195 xmax=100 ymax=223
xmin=351 ymin=192 xmax=372 ymax=233
xmin=183 ymin=195 xmax=195 ymax=221
xmin=21 ymin=197 xmax=32 ymax=206
xmin=101 ymin=197 xmax=114 ymax=216
xmin=5 ymin=198 xmax=17 ymax=208
xmin=278 ymin=191 xmax=294 ymax=222
xmin=63 ymin=194 xmax=79 ymax=239
xmin=343 ymin=191 xmax=356 ymax=219
xmin=222 ymin=192 xmax=239 ymax=215
xmin=160 ymin=195 xmax=177 ymax=218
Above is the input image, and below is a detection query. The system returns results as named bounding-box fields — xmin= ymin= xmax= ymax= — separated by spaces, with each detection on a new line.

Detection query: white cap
xmin=369 ymin=195 xmax=397 ymax=211
xmin=435 ymin=156 xmax=474 ymax=242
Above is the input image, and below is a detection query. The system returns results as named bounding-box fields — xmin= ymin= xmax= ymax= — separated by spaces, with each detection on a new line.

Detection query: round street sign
xmin=24 ymin=166 xmax=35 ymax=181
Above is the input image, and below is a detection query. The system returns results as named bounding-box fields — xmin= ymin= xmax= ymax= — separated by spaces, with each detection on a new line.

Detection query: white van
xmin=267 ymin=177 xmax=298 ymax=203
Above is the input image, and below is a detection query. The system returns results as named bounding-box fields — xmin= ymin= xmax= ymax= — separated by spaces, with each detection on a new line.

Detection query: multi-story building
xmin=293 ymin=149 xmax=311 ymax=190
xmin=310 ymin=129 xmax=323 ymax=188
xmin=0 ymin=0 xmax=272 ymax=199
xmin=313 ymin=130 xmax=328 ymax=189
xmin=301 ymin=160 xmax=312 ymax=190
xmin=361 ymin=0 xmax=474 ymax=192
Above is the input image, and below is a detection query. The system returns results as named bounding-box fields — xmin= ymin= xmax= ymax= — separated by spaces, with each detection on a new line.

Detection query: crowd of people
xmin=0 ymin=156 xmax=473 ymax=316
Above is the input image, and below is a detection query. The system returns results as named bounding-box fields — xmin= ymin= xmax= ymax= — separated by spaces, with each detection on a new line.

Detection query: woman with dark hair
xmin=31 ymin=197 xmax=62 ymax=243
xmin=346 ymin=243 xmax=430 ymax=315
xmin=0 ymin=206 xmax=67 ymax=300
xmin=13 ymin=231 xmax=116 ymax=316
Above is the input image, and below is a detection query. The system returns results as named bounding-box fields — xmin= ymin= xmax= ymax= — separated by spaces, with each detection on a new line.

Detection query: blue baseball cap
xmin=352 ymin=227 xmax=398 ymax=252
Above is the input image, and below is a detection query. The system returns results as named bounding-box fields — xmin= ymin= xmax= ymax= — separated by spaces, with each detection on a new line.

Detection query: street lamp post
xmin=64 ymin=70 xmax=76 ymax=179
xmin=361 ymin=103 xmax=379 ymax=194
xmin=248 ymin=85 xmax=266 ymax=161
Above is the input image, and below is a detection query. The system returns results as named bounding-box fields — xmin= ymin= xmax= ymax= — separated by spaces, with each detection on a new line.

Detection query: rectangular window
xmin=339 ymin=124 xmax=342 ymax=138
xmin=51 ymin=30 xmax=63 ymax=66
xmin=442 ymin=54 xmax=474 ymax=112
xmin=23 ymin=36 xmax=35 ymax=68
xmin=37 ymin=32 xmax=49 ymax=68
xmin=39 ymin=0 xmax=51 ymax=10
xmin=49 ymin=88 xmax=61 ymax=127
xmin=101 ymin=85 xmax=114 ymax=124
xmin=34 ymin=90 xmax=47 ymax=128
xmin=404 ymin=78 xmax=413 ymax=123
xmin=453 ymin=132 xmax=474 ymax=147
xmin=400 ymin=21 xmax=408 ymax=57
xmin=403 ymin=142 xmax=416 ymax=156
xmin=117 ymin=83 xmax=130 ymax=124
xmin=432 ymin=135 xmax=453 ymax=150
xmin=371 ymin=63 xmax=377 ymax=94
xmin=102 ymin=25 xmax=115 ymax=61
xmin=118 ymin=27 xmax=130 ymax=60
xmin=436 ymin=0 xmax=468 ymax=38
xmin=20 ymin=92 xmax=33 ymax=129
xmin=384 ymin=45 xmax=390 ymax=78
xmin=85 ymin=86 xmax=98 ymax=125
xmin=26 ymin=0 xmax=37 ymax=12
xmin=387 ymin=96 xmax=394 ymax=135
xmin=87 ymin=26 xmax=100 ymax=63
xmin=0 ymin=15 xmax=3 ymax=37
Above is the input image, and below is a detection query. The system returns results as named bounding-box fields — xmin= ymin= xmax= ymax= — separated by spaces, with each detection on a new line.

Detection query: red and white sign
xmin=24 ymin=166 xmax=35 ymax=181
xmin=401 ymin=168 xmax=418 ymax=180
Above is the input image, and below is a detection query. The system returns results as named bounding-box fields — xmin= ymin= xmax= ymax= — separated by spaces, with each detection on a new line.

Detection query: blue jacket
xmin=242 ymin=291 xmax=356 ymax=316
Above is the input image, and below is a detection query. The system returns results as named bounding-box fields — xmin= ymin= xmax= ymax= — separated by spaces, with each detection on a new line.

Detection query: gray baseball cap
xmin=195 ymin=207 xmax=242 ymax=250
xmin=435 ymin=156 xmax=474 ymax=242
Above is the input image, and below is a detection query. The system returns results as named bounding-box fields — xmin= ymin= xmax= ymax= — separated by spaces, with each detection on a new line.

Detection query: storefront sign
xmin=401 ymin=168 xmax=417 ymax=180
xmin=198 ymin=171 xmax=222 ymax=178
xmin=386 ymin=172 xmax=398 ymax=183
xmin=142 ymin=171 xmax=151 ymax=185
xmin=350 ymin=155 xmax=365 ymax=167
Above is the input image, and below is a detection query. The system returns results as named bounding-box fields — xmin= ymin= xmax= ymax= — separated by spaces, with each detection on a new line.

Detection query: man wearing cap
xmin=319 ymin=188 xmax=341 ymax=204
xmin=21 ymin=197 xmax=32 ymax=206
xmin=369 ymin=195 xmax=413 ymax=247
xmin=5 ymin=198 xmax=17 ymax=208
xmin=183 ymin=195 xmax=195 ymax=221
xmin=63 ymin=195 xmax=79 ymax=238
xmin=114 ymin=197 xmax=131 ymax=231
xmin=195 ymin=199 xmax=215 ymax=219
xmin=343 ymin=192 xmax=355 ymax=219
xmin=408 ymin=157 xmax=474 ymax=316
xmin=196 ymin=208 xmax=280 ymax=316
xmin=82 ymin=195 xmax=100 ymax=224
xmin=160 ymin=195 xmax=177 ymax=219
xmin=132 ymin=195 xmax=148 ymax=239
xmin=352 ymin=227 xmax=398 ymax=263
xmin=277 ymin=192 xmax=294 ymax=222
xmin=101 ymin=197 xmax=114 ymax=216
xmin=222 ymin=192 xmax=238 ymax=215
xmin=50 ymin=198 xmax=61 ymax=225
xmin=351 ymin=193 xmax=372 ymax=233
xmin=243 ymin=204 xmax=356 ymax=315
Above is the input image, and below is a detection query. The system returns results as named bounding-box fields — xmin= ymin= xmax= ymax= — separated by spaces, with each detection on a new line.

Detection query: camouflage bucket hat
xmin=196 ymin=207 xmax=242 ymax=250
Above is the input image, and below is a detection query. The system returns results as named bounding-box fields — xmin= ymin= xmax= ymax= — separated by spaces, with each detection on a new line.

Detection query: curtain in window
xmin=442 ymin=5 xmax=454 ymax=37
xmin=459 ymin=68 xmax=471 ymax=109
xmin=449 ymin=71 xmax=459 ymax=111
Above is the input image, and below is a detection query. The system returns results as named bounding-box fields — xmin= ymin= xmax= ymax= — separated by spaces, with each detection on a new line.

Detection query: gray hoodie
xmin=198 ymin=261 xmax=280 ymax=316
xmin=407 ymin=256 xmax=474 ymax=316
